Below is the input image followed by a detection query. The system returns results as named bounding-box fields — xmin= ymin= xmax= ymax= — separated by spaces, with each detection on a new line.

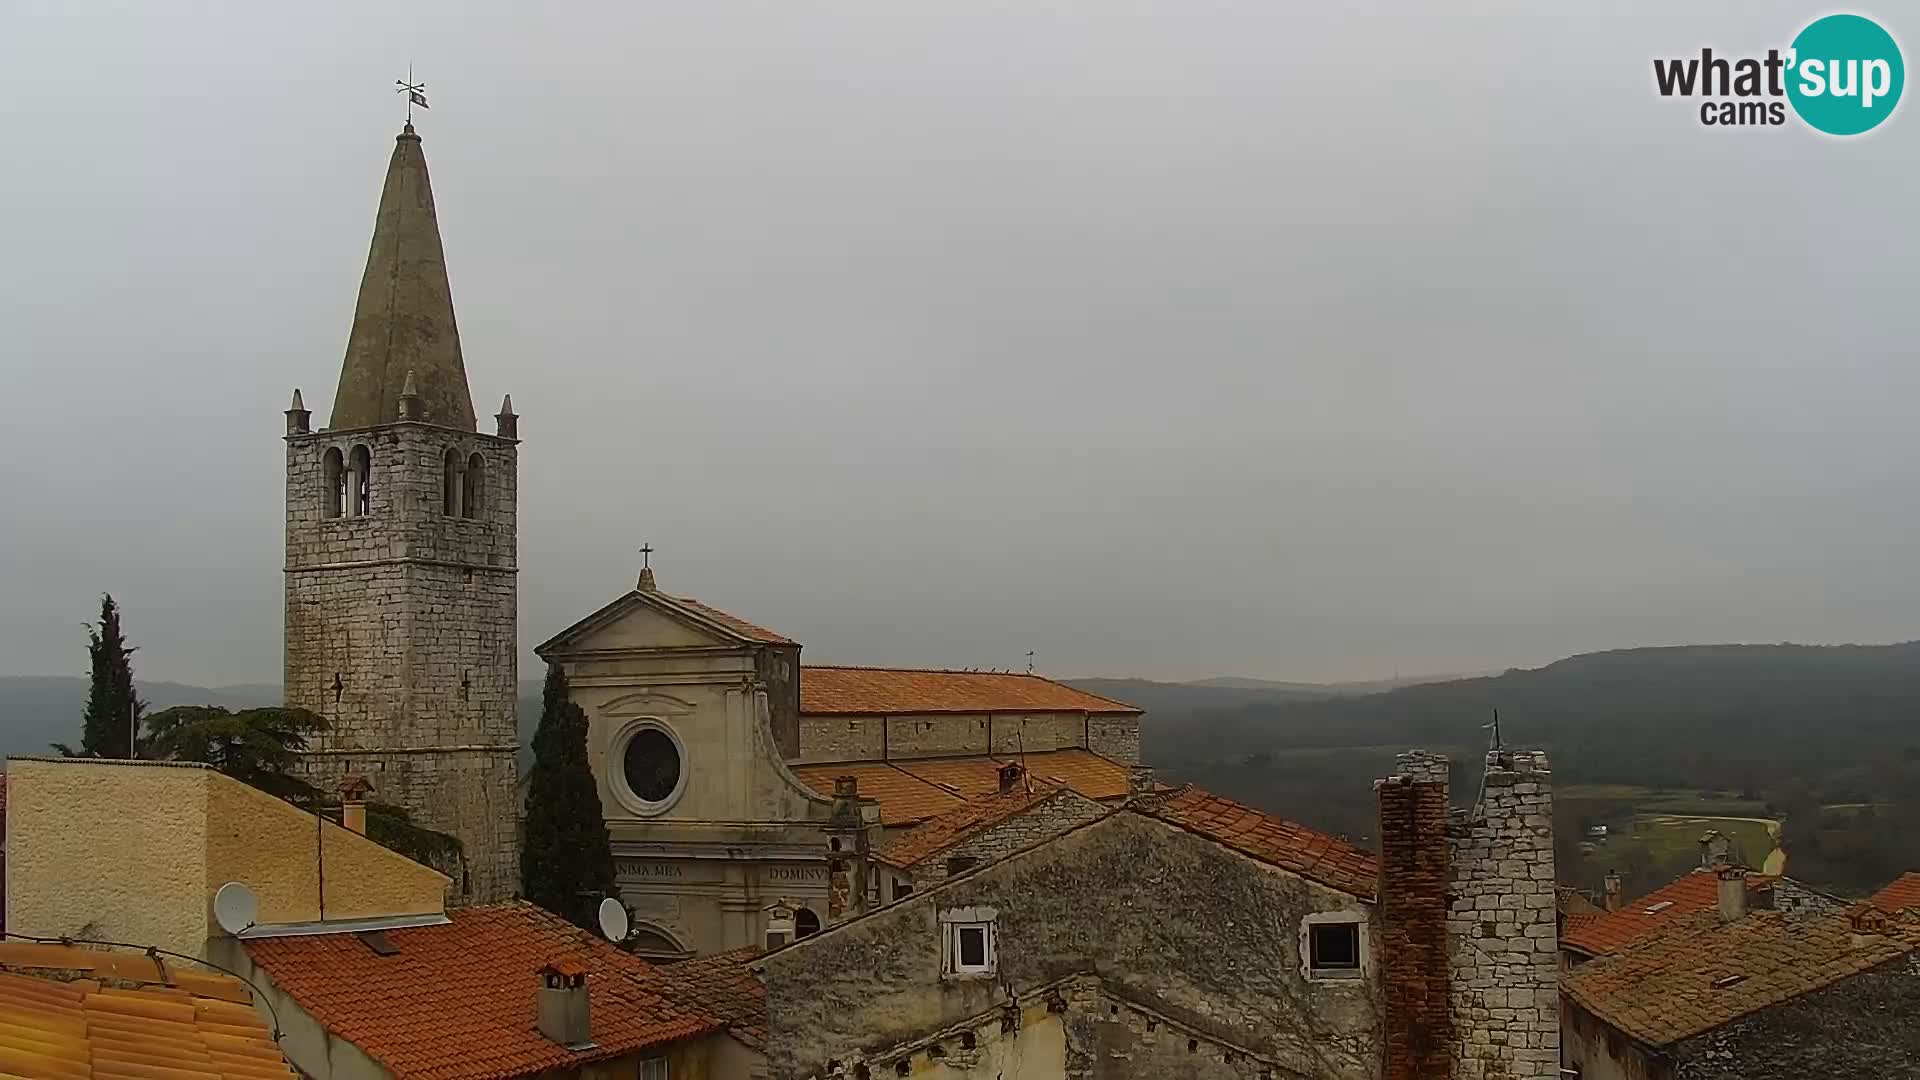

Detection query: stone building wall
xmin=907 ymin=790 xmax=1108 ymax=889
xmin=759 ymin=811 xmax=1380 ymax=1080
xmin=795 ymin=711 xmax=1142 ymax=766
xmin=1086 ymin=715 xmax=1140 ymax=765
xmin=284 ymin=421 xmax=521 ymax=903
xmin=1446 ymin=750 xmax=1559 ymax=1080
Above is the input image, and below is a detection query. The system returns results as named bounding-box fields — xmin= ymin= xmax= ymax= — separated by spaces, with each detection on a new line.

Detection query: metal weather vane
xmin=396 ymin=66 xmax=429 ymax=123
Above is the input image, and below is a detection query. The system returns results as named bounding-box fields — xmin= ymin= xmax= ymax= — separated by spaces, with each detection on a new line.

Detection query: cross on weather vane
xmin=396 ymin=66 xmax=429 ymax=124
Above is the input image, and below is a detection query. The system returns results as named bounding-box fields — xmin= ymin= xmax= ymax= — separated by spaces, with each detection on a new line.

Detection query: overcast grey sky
xmin=2 ymin=2 xmax=1915 ymax=687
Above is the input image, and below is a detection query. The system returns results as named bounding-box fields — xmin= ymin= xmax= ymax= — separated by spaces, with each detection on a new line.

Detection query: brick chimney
xmin=536 ymin=961 xmax=594 ymax=1050
xmin=1374 ymin=751 xmax=1453 ymax=1080
xmin=1603 ymin=869 xmax=1623 ymax=912
xmin=1377 ymin=747 xmax=1561 ymax=1080
xmin=998 ymin=762 xmax=1026 ymax=794
xmin=338 ymin=774 xmax=373 ymax=835
xmin=1717 ymin=865 xmax=1748 ymax=922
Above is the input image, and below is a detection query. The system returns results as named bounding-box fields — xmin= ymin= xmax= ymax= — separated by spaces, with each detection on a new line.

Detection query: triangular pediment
xmin=537 ymin=590 xmax=770 ymax=656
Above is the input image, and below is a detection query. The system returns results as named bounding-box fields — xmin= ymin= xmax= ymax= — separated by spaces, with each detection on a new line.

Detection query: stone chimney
xmin=1374 ymin=751 xmax=1453 ymax=1080
xmin=1603 ymin=869 xmax=1623 ymax=912
xmin=1127 ymin=765 xmax=1156 ymax=796
xmin=1717 ymin=865 xmax=1748 ymax=922
xmin=765 ymin=901 xmax=797 ymax=950
xmin=537 ymin=961 xmax=594 ymax=1049
xmin=1377 ymin=747 xmax=1560 ymax=1080
xmin=998 ymin=762 xmax=1026 ymax=794
xmin=826 ymin=776 xmax=881 ymax=921
xmin=338 ymin=774 xmax=373 ymax=835
xmin=1699 ymin=830 xmax=1733 ymax=869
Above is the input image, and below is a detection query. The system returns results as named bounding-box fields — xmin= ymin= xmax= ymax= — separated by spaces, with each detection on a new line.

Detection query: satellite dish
xmin=597 ymin=897 xmax=630 ymax=943
xmin=213 ymin=882 xmax=258 ymax=936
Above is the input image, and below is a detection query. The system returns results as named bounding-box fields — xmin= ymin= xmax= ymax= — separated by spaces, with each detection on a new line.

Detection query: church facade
xmin=537 ymin=572 xmax=1145 ymax=957
xmin=282 ymin=123 xmax=521 ymax=902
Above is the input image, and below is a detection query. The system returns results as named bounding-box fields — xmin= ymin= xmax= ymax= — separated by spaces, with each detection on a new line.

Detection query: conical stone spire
xmin=329 ymin=123 xmax=477 ymax=431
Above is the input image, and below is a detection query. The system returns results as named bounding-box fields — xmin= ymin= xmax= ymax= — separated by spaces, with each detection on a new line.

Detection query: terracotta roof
xmin=790 ymin=750 xmax=1135 ymax=826
xmin=1872 ymin=871 xmax=1920 ymax=913
xmin=666 ymin=595 xmax=795 ymax=645
xmin=640 ymin=948 xmax=766 ymax=1050
xmin=1558 ymin=887 xmax=1602 ymax=915
xmin=799 ymin=667 xmax=1139 ymax=716
xmin=243 ymin=902 xmax=722 ymax=1080
xmin=1135 ymin=786 xmax=1380 ymax=899
xmin=1562 ymin=907 xmax=1920 ymax=1047
xmin=876 ymin=786 xmax=1069 ymax=870
xmin=1561 ymin=869 xmax=1780 ymax=956
xmin=0 ymin=944 xmax=294 ymax=1080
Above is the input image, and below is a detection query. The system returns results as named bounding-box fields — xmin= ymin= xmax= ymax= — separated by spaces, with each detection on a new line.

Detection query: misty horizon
xmin=5 ymin=3 xmax=1917 ymax=688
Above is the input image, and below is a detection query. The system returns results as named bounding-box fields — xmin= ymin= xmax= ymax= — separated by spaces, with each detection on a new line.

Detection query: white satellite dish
xmin=213 ymin=882 xmax=258 ymax=936
xmin=597 ymin=897 xmax=630 ymax=943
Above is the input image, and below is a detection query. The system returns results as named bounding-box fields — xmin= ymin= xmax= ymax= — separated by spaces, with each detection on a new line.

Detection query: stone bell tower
xmin=282 ymin=121 xmax=520 ymax=902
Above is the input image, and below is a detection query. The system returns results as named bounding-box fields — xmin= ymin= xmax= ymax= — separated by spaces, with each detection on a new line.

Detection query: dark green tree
xmin=66 ymin=594 xmax=145 ymax=757
xmin=142 ymin=705 xmax=330 ymax=800
xmin=522 ymin=663 xmax=616 ymax=929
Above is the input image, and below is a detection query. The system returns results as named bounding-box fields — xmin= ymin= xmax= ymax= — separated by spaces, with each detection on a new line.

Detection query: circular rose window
xmin=622 ymin=726 xmax=682 ymax=805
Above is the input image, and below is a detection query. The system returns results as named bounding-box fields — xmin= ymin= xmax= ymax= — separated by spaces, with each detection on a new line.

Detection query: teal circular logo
xmin=1787 ymin=14 xmax=1904 ymax=135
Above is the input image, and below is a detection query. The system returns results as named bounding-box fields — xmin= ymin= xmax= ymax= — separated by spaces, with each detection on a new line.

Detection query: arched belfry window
xmin=463 ymin=452 xmax=484 ymax=519
xmin=322 ymin=448 xmax=345 ymax=519
xmin=443 ymin=448 xmax=462 ymax=516
xmin=348 ymin=445 xmax=372 ymax=516
xmin=794 ymin=907 xmax=822 ymax=938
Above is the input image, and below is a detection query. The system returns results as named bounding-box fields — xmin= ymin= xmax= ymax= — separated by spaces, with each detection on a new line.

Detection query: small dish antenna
xmin=213 ymin=882 xmax=258 ymax=936
xmin=597 ymin=897 xmax=630 ymax=943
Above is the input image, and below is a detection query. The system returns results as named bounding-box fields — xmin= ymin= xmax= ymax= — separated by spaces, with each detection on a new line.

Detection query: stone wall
xmin=759 ymin=811 xmax=1380 ymax=1080
xmin=907 ymin=790 xmax=1107 ymax=889
xmin=1447 ymin=750 xmax=1559 ymax=1080
xmin=284 ymin=421 xmax=521 ymax=902
xmin=795 ymin=711 xmax=1142 ymax=766
xmin=1086 ymin=715 xmax=1141 ymax=766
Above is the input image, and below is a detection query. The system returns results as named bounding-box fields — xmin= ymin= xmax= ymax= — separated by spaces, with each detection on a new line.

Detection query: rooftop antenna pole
xmin=396 ymin=66 xmax=429 ymax=125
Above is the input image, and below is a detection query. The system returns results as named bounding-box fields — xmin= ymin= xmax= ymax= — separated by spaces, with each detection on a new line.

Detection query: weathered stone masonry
xmin=285 ymin=419 xmax=521 ymax=902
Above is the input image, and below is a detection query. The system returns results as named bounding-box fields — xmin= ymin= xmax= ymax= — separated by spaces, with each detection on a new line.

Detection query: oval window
xmin=623 ymin=727 xmax=682 ymax=803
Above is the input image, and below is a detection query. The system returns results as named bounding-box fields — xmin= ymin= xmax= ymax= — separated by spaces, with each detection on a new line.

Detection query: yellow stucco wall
xmin=205 ymin=769 xmax=447 ymax=925
xmin=7 ymin=757 xmax=447 ymax=961
xmin=6 ymin=760 xmax=214 ymax=957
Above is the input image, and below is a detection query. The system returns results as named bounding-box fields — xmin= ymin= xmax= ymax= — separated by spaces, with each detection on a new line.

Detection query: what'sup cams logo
xmin=1654 ymin=13 xmax=1904 ymax=134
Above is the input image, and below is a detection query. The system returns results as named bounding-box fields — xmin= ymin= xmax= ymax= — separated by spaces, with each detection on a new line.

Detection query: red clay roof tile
xmin=242 ymin=902 xmax=722 ymax=1080
xmin=790 ymin=750 xmax=1134 ymax=826
xmin=666 ymin=595 xmax=795 ymax=645
xmin=799 ymin=667 xmax=1139 ymax=716
xmin=0 ymin=949 xmax=293 ymax=1080
xmin=1562 ymin=907 xmax=1920 ymax=1047
xmin=875 ymin=786 xmax=1074 ymax=870
xmin=1135 ymin=786 xmax=1379 ymax=899
xmin=1561 ymin=869 xmax=1782 ymax=956
xmin=1872 ymin=871 xmax=1920 ymax=913
xmin=638 ymin=947 xmax=766 ymax=1050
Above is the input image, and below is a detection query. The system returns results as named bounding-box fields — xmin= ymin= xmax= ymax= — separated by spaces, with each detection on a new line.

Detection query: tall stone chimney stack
xmin=1376 ymin=748 xmax=1560 ymax=1080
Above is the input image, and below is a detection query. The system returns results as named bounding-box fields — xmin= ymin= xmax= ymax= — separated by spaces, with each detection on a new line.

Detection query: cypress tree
xmin=76 ymin=594 xmax=145 ymax=758
xmin=521 ymin=662 xmax=617 ymax=930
